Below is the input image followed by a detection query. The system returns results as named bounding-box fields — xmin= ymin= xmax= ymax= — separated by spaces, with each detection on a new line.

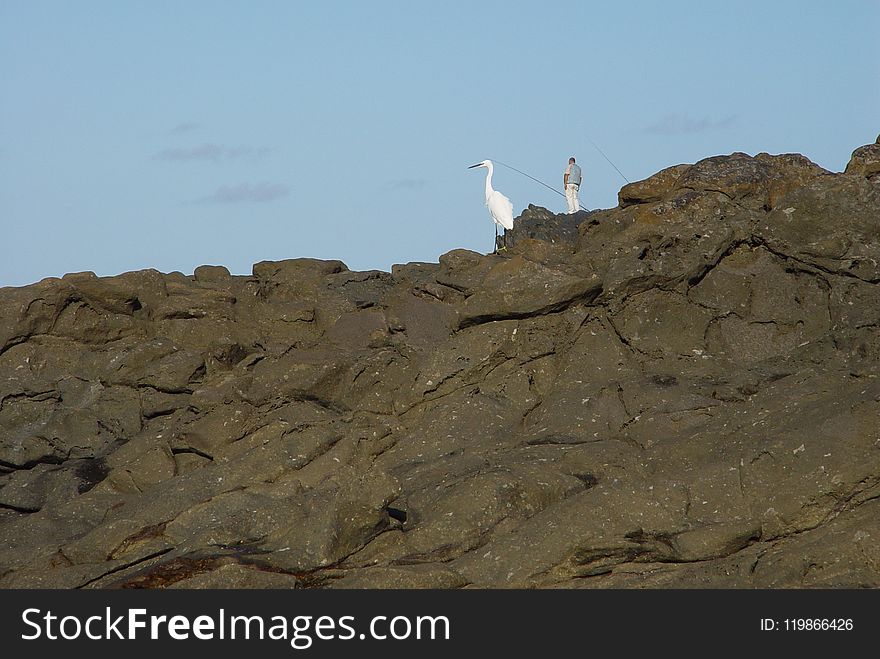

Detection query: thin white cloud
xmin=169 ymin=122 xmax=199 ymax=135
xmin=196 ymin=182 xmax=290 ymax=204
xmin=645 ymin=114 xmax=737 ymax=135
xmin=155 ymin=143 xmax=273 ymax=162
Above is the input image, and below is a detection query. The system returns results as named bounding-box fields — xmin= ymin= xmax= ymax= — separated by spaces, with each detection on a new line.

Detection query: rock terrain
xmin=1 ymin=138 xmax=879 ymax=588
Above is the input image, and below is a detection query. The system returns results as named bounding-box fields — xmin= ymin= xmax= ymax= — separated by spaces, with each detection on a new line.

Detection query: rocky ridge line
xmin=0 ymin=138 xmax=878 ymax=588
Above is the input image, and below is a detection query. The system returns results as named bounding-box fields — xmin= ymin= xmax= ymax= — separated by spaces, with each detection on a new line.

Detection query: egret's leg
xmin=494 ymin=224 xmax=499 ymax=254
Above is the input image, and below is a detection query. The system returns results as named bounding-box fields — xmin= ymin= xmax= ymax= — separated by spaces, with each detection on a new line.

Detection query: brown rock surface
xmin=845 ymin=138 xmax=880 ymax=180
xmin=1 ymin=140 xmax=878 ymax=589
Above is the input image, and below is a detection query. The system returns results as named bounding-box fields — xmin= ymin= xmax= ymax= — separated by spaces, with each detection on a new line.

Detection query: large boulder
xmin=844 ymin=137 xmax=880 ymax=180
xmin=620 ymin=152 xmax=829 ymax=212
xmin=504 ymin=204 xmax=584 ymax=246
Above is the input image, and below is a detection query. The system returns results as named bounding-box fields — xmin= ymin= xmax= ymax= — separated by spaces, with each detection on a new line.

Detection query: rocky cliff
xmin=1 ymin=138 xmax=879 ymax=589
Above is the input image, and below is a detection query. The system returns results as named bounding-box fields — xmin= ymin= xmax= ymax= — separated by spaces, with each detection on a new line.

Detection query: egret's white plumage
xmin=468 ymin=159 xmax=514 ymax=231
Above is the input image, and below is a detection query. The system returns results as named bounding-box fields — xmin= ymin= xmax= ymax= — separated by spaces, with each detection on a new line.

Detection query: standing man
xmin=564 ymin=157 xmax=582 ymax=214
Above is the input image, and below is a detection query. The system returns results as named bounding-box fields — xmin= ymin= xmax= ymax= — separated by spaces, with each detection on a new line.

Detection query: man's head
xmin=569 ymin=157 xmax=576 ymax=164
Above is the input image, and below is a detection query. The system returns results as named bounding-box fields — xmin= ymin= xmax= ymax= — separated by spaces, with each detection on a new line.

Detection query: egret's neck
xmin=484 ymin=162 xmax=494 ymax=201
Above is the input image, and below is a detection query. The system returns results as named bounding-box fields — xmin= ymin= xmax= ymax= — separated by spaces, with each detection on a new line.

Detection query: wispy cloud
xmin=155 ymin=143 xmax=273 ymax=162
xmin=645 ymin=114 xmax=737 ymax=135
xmin=386 ymin=178 xmax=430 ymax=191
xmin=195 ymin=182 xmax=290 ymax=204
xmin=169 ymin=122 xmax=199 ymax=135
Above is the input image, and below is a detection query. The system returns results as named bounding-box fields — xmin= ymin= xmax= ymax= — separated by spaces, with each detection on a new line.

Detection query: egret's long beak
xmin=467 ymin=163 xmax=482 ymax=169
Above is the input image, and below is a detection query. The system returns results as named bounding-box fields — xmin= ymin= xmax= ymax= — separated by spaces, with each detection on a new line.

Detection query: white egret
xmin=468 ymin=159 xmax=514 ymax=252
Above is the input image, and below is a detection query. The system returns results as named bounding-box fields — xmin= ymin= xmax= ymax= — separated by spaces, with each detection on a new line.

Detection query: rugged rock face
xmin=844 ymin=134 xmax=880 ymax=181
xmin=1 ymin=140 xmax=879 ymax=589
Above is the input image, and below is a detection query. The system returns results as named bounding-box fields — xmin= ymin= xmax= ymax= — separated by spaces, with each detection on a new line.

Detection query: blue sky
xmin=1 ymin=1 xmax=878 ymax=287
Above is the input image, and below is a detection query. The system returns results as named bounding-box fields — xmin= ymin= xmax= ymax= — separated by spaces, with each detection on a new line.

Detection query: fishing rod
xmin=493 ymin=159 xmax=590 ymax=212
xmin=494 ymin=136 xmax=630 ymax=212
xmin=586 ymin=137 xmax=631 ymax=184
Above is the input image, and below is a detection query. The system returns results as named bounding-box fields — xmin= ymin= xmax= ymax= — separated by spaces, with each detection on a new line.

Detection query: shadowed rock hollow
xmin=1 ymin=139 xmax=879 ymax=589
